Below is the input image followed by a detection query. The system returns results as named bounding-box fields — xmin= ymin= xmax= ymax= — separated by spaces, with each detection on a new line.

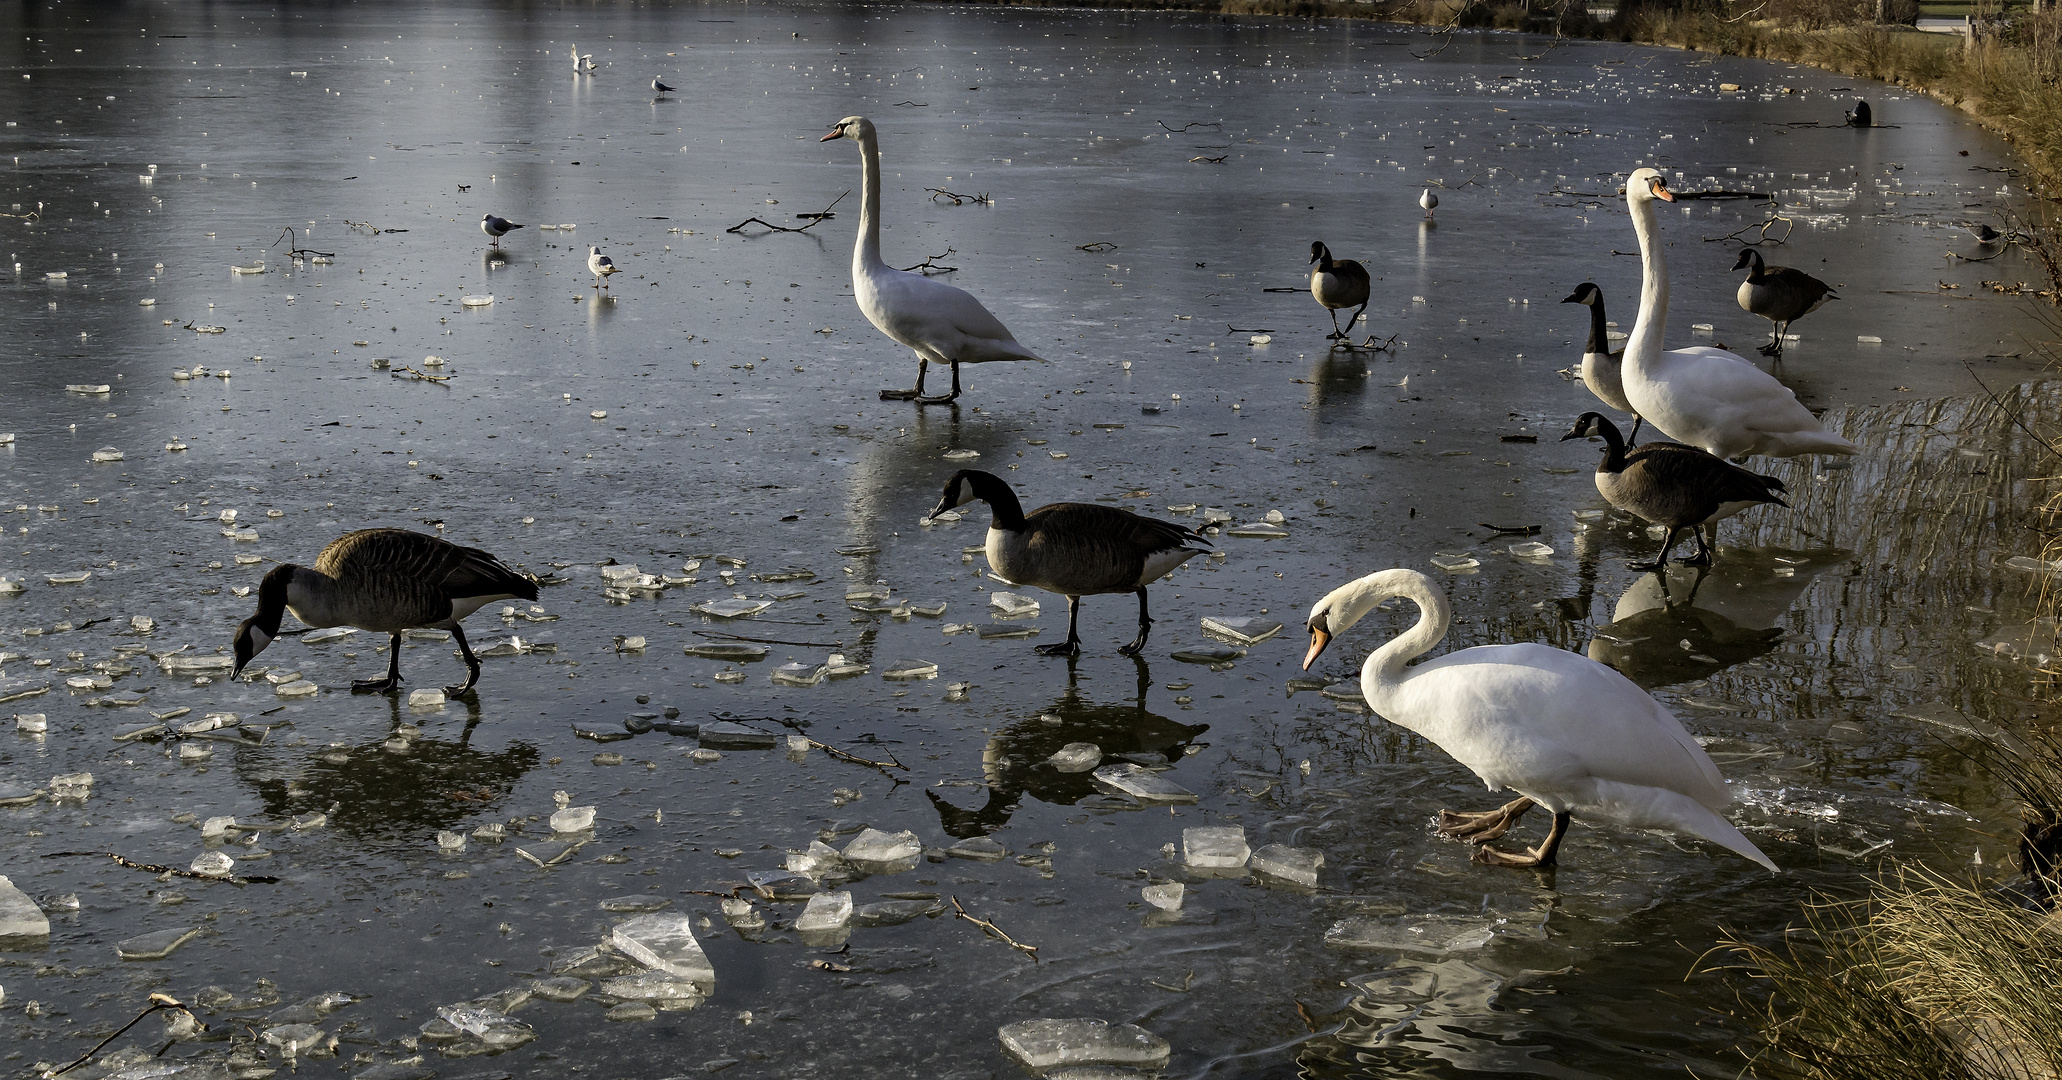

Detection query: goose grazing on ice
xmin=822 ymin=116 xmax=1045 ymax=404
xmin=1309 ymin=241 xmax=1371 ymax=342
xmin=480 ymin=214 xmax=523 ymax=249
xmin=1303 ymin=567 xmax=1777 ymax=871
xmin=231 ymin=529 xmax=539 ymax=695
xmin=927 ymin=469 xmax=1209 ymax=658
xmin=652 ymin=76 xmax=675 ymax=95
xmin=1561 ymin=412 xmax=1788 ymax=570
xmin=1619 ymin=167 xmax=1858 ymax=460
xmin=1419 ymin=187 xmax=1439 ymax=218
xmin=1561 ymin=282 xmax=1640 ymax=442
xmin=587 ymin=246 xmax=618 ymax=290
xmin=1732 ymin=249 xmax=1836 ymax=361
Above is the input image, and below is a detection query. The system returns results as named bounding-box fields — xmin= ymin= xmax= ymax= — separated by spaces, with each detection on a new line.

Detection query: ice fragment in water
xmin=1226 ymin=521 xmax=1289 ymax=538
xmin=1249 ymin=334 xmax=1272 ymax=345
xmin=515 ymin=840 xmax=581 ymax=867
xmin=159 ymin=653 xmax=235 ymax=675
xmin=1141 ymin=882 xmax=1184 ymax=911
xmin=771 ymin=661 xmax=825 ymax=687
xmin=2004 ymin=556 xmax=2062 ymax=575
xmin=1045 ymin=742 xmax=1103 ymax=773
xmin=948 ymin=835 xmax=1008 ymax=861
xmin=1170 ymin=645 xmax=1245 ymax=664
xmin=823 ymin=653 xmax=869 ymax=678
xmin=45 ymin=571 xmax=91 ymax=585
xmin=853 ymin=899 xmax=940 ymax=926
xmin=614 ymin=635 xmax=647 ymax=652
xmin=694 ymin=597 xmax=771 ymax=619
xmin=611 ymin=914 xmax=717 ymax=985
xmin=698 ymin=722 xmax=777 ymax=749
xmin=66 ymin=384 xmax=110 ymax=394
xmin=300 ymin=627 xmax=356 ymax=643
xmin=793 ymin=890 xmax=854 ymax=932
xmin=1249 ymin=844 xmax=1324 ymax=887
xmin=550 ymin=805 xmax=597 ymax=833
xmin=90 ymin=447 xmax=125 ymax=463
xmin=990 ymin=592 xmax=1041 ymax=616
xmin=1094 ymin=763 xmax=1200 ymax=803
xmin=471 ymin=822 xmax=505 ymax=842
xmin=1183 ymin=825 xmax=1250 ymax=868
xmin=48 ymin=772 xmax=93 ymax=796
xmin=1858 ymin=334 xmax=1883 ymax=344
xmin=276 ymin=680 xmax=319 ymax=698
xmin=260 ymin=1024 xmax=329 ymax=1056
xmin=201 ymin=815 xmax=238 ymax=838
xmin=683 ymin=642 xmax=770 ymax=661
xmin=596 ymin=971 xmax=705 ymax=1004
xmin=461 ymin=294 xmax=494 ymax=307
xmin=786 ymin=840 xmax=844 ymax=877
xmin=998 ymin=1018 xmax=1171 ymax=1072
xmin=882 ymin=658 xmax=939 ymax=680
xmin=191 ymin=851 xmax=235 ymax=878
xmin=434 ymin=831 xmax=467 ymax=852
xmin=1508 ymin=541 xmax=1554 ymax=558
xmin=843 ymin=828 xmax=922 ymax=864
xmin=436 ymin=1006 xmax=536 ymax=1049
xmin=117 ymin=926 xmax=201 ymax=961
xmin=978 ymin=623 xmax=1041 ymax=640
xmin=786 ymin=734 xmax=812 ymax=757
xmin=942 ymin=448 xmax=980 ymax=460
xmin=130 ymin=615 xmax=155 ymax=633
xmin=15 ymin=713 xmax=46 ymax=733
xmin=1200 ymin=616 xmax=1283 ymax=644
xmin=1324 ymin=912 xmax=1540 ymax=955
xmin=0 ymin=874 xmax=51 ymax=938
xmin=530 ymin=976 xmax=591 ymax=1002
xmin=720 ymin=898 xmax=766 ymax=929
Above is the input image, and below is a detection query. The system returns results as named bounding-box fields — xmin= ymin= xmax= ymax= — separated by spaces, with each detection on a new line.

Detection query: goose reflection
xmin=927 ymin=657 xmax=1208 ymax=838
xmin=239 ymin=700 xmax=539 ymax=840
xmin=1588 ymin=546 xmax=1847 ymax=688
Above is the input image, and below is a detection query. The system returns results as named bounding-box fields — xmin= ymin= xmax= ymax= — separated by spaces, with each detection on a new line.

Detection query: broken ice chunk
xmin=405 ymin=688 xmax=444 ymax=709
xmin=786 ymin=840 xmax=844 ymax=878
xmin=720 ymin=898 xmax=765 ymax=929
xmin=45 ymin=571 xmax=91 ymax=585
xmin=998 ymin=1018 xmax=1171 ymax=1073
xmin=1508 ymin=541 xmax=1555 ymax=558
xmin=698 ymin=722 xmax=777 ymax=750
xmin=1045 ymin=742 xmax=1103 ymax=773
xmin=1249 ymin=844 xmax=1324 ymax=887
xmin=823 ymin=654 xmax=869 ymax=679
xmin=990 ymin=592 xmax=1040 ymax=616
xmin=742 ymin=872 xmax=810 ymax=901
xmin=882 ymin=659 xmax=939 ymax=680
xmin=276 ymin=680 xmax=319 ymax=698
xmin=611 ymin=914 xmax=716 ymax=986
xmin=190 ymin=851 xmax=236 ymax=878
xmin=1183 ymin=825 xmax=1249 ymax=868
xmin=1093 ymin=763 xmax=1198 ymax=803
xmin=793 ymin=890 xmax=854 ymax=932
xmin=978 ymin=624 xmax=1041 ymax=640
xmin=943 ymin=449 xmax=980 ymax=460
xmin=89 ymin=446 xmax=123 ymax=462
xmin=853 ymin=899 xmax=941 ymax=926
xmin=1141 ymin=882 xmax=1184 ymax=911
xmin=117 ymin=926 xmax=201 ymax=961
xmin=550 ymin=805 xmax=597 ymax=833
xmin=1430 ymin=553 xmax=1480 ymax=572
xmin=0 ymin=874 xmax=51 ymax=938
xmin=1170 ymin=645 xmax=1245 ymax=665
xmin=200 ymin=815 xmax=238 ymax=838
xmin=694 ymin=598 xmax=771 ymax=619
xmin=1226 ymin=521 xmax=1289 ymax=538
xmin=435 ymin=1006 xmax=535 ymax=1049
xmin=683 ymin=642 xmax=770 ymax=661
xmin=435 ymin=831 xmax=467 ymax=852
xmin=15 ymin=713 xmax=46 ymax=733
xmin=595 ymin=971 xmax=703 ymax=1005
xmin=1200 ymin=616 xmax=1283 ymax=645
xmin=771 ymin=661 xmax=825 ymax=687
xmin=842 ymin=828 xmax=922 ymax=865
xmin=947 ymin=836 xmax=1008 ymax=862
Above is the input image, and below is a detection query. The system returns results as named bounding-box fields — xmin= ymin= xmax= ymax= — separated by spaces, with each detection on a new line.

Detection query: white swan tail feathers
xmin=1583 ymin=779 xmax=1778 ymax=872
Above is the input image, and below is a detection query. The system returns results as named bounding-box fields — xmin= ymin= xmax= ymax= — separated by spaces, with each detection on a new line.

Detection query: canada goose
xmin=587 ymin=246 xmax=618 ymax=290
xmin=1561 ymin=282 xmax=1641 ymax=442
xmin=822 ymin=116 xmax=1046 ymax=405
xmin=231 ymin=529 xmax=539 ymax=695
xmin=1419 ymin=187 xmax=1439 ymax=218
xmin=1619 ymin=168 xmax=1858 ymax=459
xmin=1845 ymin=100 xmax=1871 ymax=127
xmin=926 ymin=470 xmax=1209 ymax=658
xmin=480 ymin=214 xmax=523 ymax=249
xmin=1304 ymin=568 xmax=1775 ymax=871
xmin=1309 ymin=241 xmax=1371 ymax=342
xmin=1561 ymin=411 xmax=1788 ymax=570
xmin=652 ymin=76 xmax=675 ymax=95
xmin=1732 ymin=248 xmax=1837 ymax=360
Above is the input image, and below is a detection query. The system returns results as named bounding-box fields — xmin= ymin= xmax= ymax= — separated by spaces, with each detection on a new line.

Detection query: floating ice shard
xmin=1508 ymin=541 xmax=1555 ymax=558
xmin=300 ymin=627 xmax=356 ymax=643
xmin=15 ymin=713 xmax=45 ymax=733
xmin=611 ymin=914 xmax=717 ymax=986
xmin=159 ymin=653 xmax=234 ymax=674
xmin=823 ymin=653 xmax=869 ymax=678
xmin=786 ymin=839 xmax=844 ymax=877
xmin=720 ymin=898 xmax=766 ymax=929
xmin=45 ymin=571 xmax=91 ymax=585
xmin=91 ymin=447 xmax=124 ymax=463
xmin=698 ymin=722 xmax=777 ymax=750
xmin=998 ymin=1018 xmax=1171 ymax=1072
xmin=405 ymin=688 xmax=444 ymax=708
xmin=694 ymin=597 xmax=771 ymax=619
xmin=854 ymin=899 xmax=940 ymax=926
xmin=1141 ymin=882 xmax=1184 ymax=911
xmin=1094 ymin=763 xmax=1199 ymax=803
xmin=436 ymin=1006 xmax=535 ymax=1049
xmin=978 ymin=624 xmax=1042 ymax=640
xmin=683 ymin=642 xmax=770 ymax=661
xmin=596 ymin=971 xmax=704 ymax=1004
xmin=793 ymin=890 xmax=853 ymax=932
xmin=1323 ymin=911 xmax=1544 ymax=955
xmin=1045 ymin=742 xmax=1103 ymax=773
xmin=435 ymin=831 xmax=467 ymax=852
xmin=1183 ymin=825 xmax=1249 ymax=868
xmin=461 ymin=295 xmax=494 ymax=307
xmin=1431 ymin=553 xmax=1480 ymax=572
xmin=201 ymin=815 xmax=238 ymax=838
xmin=1249 ymin=844 xmax=1324 ymax=887
xmin=1170 ymin=645 xmax=1245 ymax=664
xmin=0 ymin=874 xmax=50 ymax=938
xmin=842 ymin=828 xmax=922 ymax=864
xmin=882 ymin=659 xmax=939 ymax=680
xmin=948 ymin=835 xmax=1008 ymax=862
xmin=65 ymin=384 xmax=111 ymax=394
xmin=276 ymin=680 xmax=319 ymax=698
xmin=550 ymin=805 xmax=597 ymax=833
xmin=1200 ymin=616 xmax=1283 ymax=644
xmin=943 ymin=448 xmax=980 ymax=460
xmin=190 ymin=851 xmax=236 ymax=878
xmin=772 ymin=661 xmax=825 ymax=687
xmin=990 ymin=592 xmax=1041 ymax=616
xmin=118 ymin=926 xmax=201 ymax=961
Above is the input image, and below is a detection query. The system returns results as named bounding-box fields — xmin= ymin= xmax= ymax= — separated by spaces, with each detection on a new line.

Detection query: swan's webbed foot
xmin=1436 ymin=798 xmax=1534 ymax=843
xmin=1034 ymin=638 xmax=1082 ymax=658
xmin=1472 ymin=842 xmax=1557 ymax=868
xmin=351 ymin=677 xmax=401 ymax=694
xmin=915 ymin=389 xmax=962 ymax=406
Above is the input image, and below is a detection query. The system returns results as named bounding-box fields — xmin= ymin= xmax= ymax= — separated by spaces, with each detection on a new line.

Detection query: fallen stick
xmin=727 ymin=191 xmax=848 ymax=235
xmin=43 ymin=850 xmax=281 ymax=885
xmin=951 ymin=895 xmax=1038 ymax=959
xmin=44 ymin=993 xmax=199 ymax=1078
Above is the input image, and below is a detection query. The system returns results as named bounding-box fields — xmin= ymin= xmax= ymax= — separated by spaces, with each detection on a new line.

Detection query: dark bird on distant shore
xmin=1845 ymin=99 xmax=1871 ymax=127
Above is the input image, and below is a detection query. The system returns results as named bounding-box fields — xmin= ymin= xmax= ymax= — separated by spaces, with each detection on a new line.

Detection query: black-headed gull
xmin=587 ymin=246 xmax=618 ymax=290
xmin=480 ymin=214 xmax=523 ymax=248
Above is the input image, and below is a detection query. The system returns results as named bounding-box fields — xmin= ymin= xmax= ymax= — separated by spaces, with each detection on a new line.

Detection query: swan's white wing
xmin=1379 ymin=642 xmax=1728 ymax=810
xmin=1639 ymin=346 xmax=1849 ymax=454
xmin=861 ymin=267 xmax=1045 ymax=364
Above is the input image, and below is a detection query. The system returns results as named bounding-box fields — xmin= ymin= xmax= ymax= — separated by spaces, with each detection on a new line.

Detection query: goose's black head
xmin=1731 ymin=248 xmax=1763 ymax=274
xmin=231 ymin=564 xmax=295 ymax=681
xmin=1309 ymin=241 xmax=1331 ymax=266
xmin=1559 ymin=412 xmax=1606 ymax=442
xmin=927 ymin=469 xmax=991 ymax=522
xmin=1561 ymin=282 xmax=1602 ymax=307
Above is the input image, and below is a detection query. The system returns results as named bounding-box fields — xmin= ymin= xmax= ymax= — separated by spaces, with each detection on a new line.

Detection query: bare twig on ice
xmin=727 ymin=191 xmax=849 ymax=235
xmin=951 ymin=895 xmax=1039 ymax=958
xmin=43 ymin=994 xmax=201 ymax=1079
xmin=1703 ymin=215 xmax=1794 ymax=245
xmin=43 ymin=850 xmax=280 ymax=884
xmin=926 ymin=188 xmax=992 ymax=205
xmin=272 ymin=226 xmax=335 ymax=260
xmin=895 ymin=248 xmax=960 ymax=275
xmin=1157 ymin=120 xmax=1221 ymax=132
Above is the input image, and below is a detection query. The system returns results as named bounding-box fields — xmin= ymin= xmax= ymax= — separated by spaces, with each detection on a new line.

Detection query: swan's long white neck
xmin=853 ymin=129 xmax=886 ymax=275
xmin=1323 ymin=571 xmax=1451 ymax=704
xmin=1624 ymin=190 xmax=1667 ymax=374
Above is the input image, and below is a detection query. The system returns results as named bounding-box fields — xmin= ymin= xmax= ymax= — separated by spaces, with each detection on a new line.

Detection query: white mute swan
xmin=1621 ymin=168 xmax=1857 ymax=459
xmin=1304 ymin=568 xmax=1777 ymax=871
xmin=822 ymin=116 xmax=1045 ymax=404
xmin=927 ymin=469 xmax=1208 ymax=657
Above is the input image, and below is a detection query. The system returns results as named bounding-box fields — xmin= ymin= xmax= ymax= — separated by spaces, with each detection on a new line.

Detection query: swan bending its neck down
xmin=1304 ymin=568 xmax=1777 ymax=871
xmin=822 ymin=116 xmax=1045 ymax=405
xmin=1621 ymin=167 xmax=1857 ymax=460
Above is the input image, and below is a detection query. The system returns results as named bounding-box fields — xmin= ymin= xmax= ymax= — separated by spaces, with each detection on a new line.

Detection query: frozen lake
xmin=2 ymin=2 xmax=2056 ymax=1077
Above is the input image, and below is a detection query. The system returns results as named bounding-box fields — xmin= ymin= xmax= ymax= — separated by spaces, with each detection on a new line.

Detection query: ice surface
xmin=117 ymin=926 xmax=201 ymax=960
xmin=530 ymin=976 xmax=591 ymax=1002
xmin=260 ymin=1024 xmax=330 ymax=1056
xmin=882 ymin=658 xmax=939 ymax=680
xmin=1183 ymin=826 xmax=1250 ymax=868
xmin=1249 ymin=844 xmax=1324 ymax=887
xmin=787 ymin=839 xmax=844 ymax=877
xmin=0 ymin=875 xmax=50 ymax=938
xmin=683 ymin=642 xmax=770 ymax=661
xmin=1200 ymin=616 xmax=1284 ymax=644
xmin=998 ymin=1018 xmax=1171 ymax=1071
xmin=1094 ymin=763 xmax=1199 ymax=804
xmin=1323 ymin=910 xmax=1548 ymax=955
xmin=1045 ymin=742 xmax=1103 ymax=773
xmin=596 ymin=971 xmax=705 ymax=1004
xmin=1170 ymin=645 xmax=1245 ymax=664
xmin=1141 ymin=883 xmax=1185 ymax=911
xmin=1431 ymin=553 xmax=1481 ymax=572
xmin=793 ymin=890 xmax=854 ymax=932
xmin=991 ymin=592 xmax=1041 ymax=616
xmin=550 ymin=805 xmax=597 ymax=832
xmin=436 ymin=1005 xmax=535 ymax=1049
xmin=854 ymin=899 xmax=941 ymax=926
xmin=844 ymin=827 xmax=922 ymax=865
xmin=611 ymin=914 xmax=717 ymax=986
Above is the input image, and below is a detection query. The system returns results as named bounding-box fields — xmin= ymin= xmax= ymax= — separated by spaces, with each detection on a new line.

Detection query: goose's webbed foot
xmin=1035 ymin=639 xmax=1082 ymax=658
xmin=351 ymin=677 xmax=400 ymax=694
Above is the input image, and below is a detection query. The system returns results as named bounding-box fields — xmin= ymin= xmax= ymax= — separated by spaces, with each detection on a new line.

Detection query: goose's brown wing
xmin=316 ymin=529 xmax=537 ymax=624
xmin=1624 ymin=445 xmax=1788 ymax=509
xmin=1020 ymin=503 xmax=1210 ymax=594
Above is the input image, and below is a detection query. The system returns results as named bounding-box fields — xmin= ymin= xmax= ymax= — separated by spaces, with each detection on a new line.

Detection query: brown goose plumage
xmin=232 ymin=529 xmax=538 ymax=695
xmin=1561 ymin=413 xmax=1788 ymax=570
xmin=1310 ymin=241 xmax=1372 ymax=342
xmin=1733 ymin=248 xmax=1837 ymax=361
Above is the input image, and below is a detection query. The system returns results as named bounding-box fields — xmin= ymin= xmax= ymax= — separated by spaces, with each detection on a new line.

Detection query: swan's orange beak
xmin=1651 ymin=177 xmax=1676 ymax=202
xmin=1303 ymin=627 xmax=1331 ymax=671
xmin=820 ymin=127 xmax=844 ymax=142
